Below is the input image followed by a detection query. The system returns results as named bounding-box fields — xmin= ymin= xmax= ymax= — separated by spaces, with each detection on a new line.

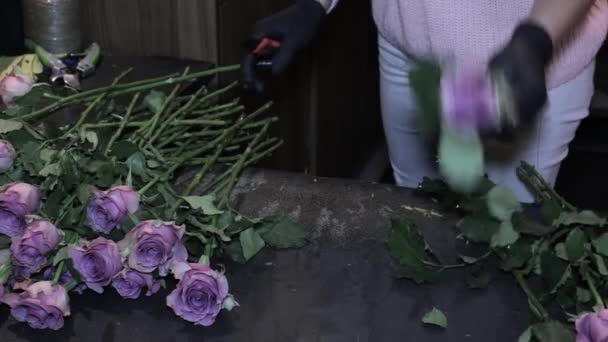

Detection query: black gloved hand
xmin=241 ymin=0 xmax=326 ymax=93
xmin=489 ymin=22 xmax=554 ymax=131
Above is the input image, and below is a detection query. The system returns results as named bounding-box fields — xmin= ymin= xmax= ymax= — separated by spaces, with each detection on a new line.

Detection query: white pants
xmin=378 ymin=35 xmax=596 ymax=203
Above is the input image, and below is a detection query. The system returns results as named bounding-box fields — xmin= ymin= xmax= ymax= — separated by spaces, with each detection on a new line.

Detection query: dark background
xmin=1 ymin=0 xmax=607 ymax=210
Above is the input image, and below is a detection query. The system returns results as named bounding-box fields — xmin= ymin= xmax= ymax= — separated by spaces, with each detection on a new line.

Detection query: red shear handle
xmin=252 ymin=38 xmax=282 ymax=56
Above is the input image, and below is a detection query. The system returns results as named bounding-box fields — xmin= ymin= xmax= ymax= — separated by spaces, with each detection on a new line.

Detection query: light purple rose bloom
xmin=0 ymin=140 xmax=16 ymax=174
xmin=119 ymin=220 xmax=187 ymax=276
xmin=11 ymin=217 xmax=60 ymax=272
xmin=68 ymin=237 xmax=123 ymax=294
xmin=576 ymin=309 xmax=608 ymax=342
xmin=167 ymin=262 xmax=237 ymax=326
xmin=87 ymin=185 xmax=140 ymax=234
xmin=111 ymin=269 xmax=161 ymax=299
xmin=1 ymin=281 xmax=70 ymax=330
xmin=440 ymin=66 xmax=499 ymax=133
xmin=0 ymin=183 xmax=41 ymax=238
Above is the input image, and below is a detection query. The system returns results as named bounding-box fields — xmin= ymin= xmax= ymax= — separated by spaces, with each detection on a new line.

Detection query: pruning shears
xmin=243 ymin=37 xmax=282 ymax=73
xmin=26 ymin=40 xmax=101 ymax=91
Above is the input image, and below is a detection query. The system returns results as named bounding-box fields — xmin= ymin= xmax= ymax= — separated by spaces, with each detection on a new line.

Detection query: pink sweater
xmin=318 ymin=0 xmax=608 ymax=88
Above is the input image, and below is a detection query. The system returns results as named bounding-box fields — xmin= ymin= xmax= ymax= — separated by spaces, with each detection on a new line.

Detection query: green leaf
xmin=421 ymin=307 xmax=447 ymax=328
xmin=592 ymin=233 xmax=608 ymax=257
xmin=511 ymin=212 xmax=557 ymax=237
xmin=81 ymin=130 xmax=99 ymax=151
xmin=20 ymin=141 xmax=43 ymax=175
xmin=95 ymin=162 xmax=116 ymax=188
xmin=438 ymin=128 xmax=484 ymax=194
xmin=147 ymin=160 xmax=161 ymax=169
xmin=258 ymin=217 xmax=307 ymax=249
xmin=540 ymin=200 xmax=563 ymax=225
xmin=458 ymin=214 xmax=500 ymax=243
xmin=554 ymin=243 xmax=568 ymax=261
xmin=465 ymin=263 xmax=492 ymax=289
xmin=44 ymin=188 xmax=66 ymax=217
xmin=110 ymin=141 xmax=139 ymax=159
xmin=77 ymin=184 xmax=93 ymax=205
xmin=53 ymin=246 xmax=70 ymax=266
xmin=491 ymin=220 xmax=520 ymax=248
xmin=388 ymin=219 xmax=439 ymax=284
xmin=224 ymin=240 xmax=247 ymax=264
xmin=39 ymin=162 xmax=62 ymax=177
xmin=576 ymin=287 xmax=592 ymax=303
xmin=183 ymin=195 xmax=224 ymax=215
xmin=564 ymin=228 xmax=586 ymax=261
xmin=239 ymin=228 xmax=266 ymax=261
xmin=541 ymin=252 xmax=570 ymax=292
xmin=530 ymin=321 xmax=575 ymax=342
xmin=499 ymin=239 xmax=533 ymax=271
xmin=39 ymin=148 xmax=57 ymax=163
xmin=144 ymin=90 xmax=167 ymax=114
xmin=518 ymin=327 xmax=532 ymax=342
xmin=0 ymin=119 xmax=23 ymax=134
xmin=126 ymin=152 xmax=147 ymax=178
xmin=409 ymin=60 xmax=441 ymax=138
xmin=594 ymin=254 xmax=608 ymax=276
xmin=486 ymin=185 xmax=522 ymax=222
xmin=554 ymin=210 xmax=606 ymax=227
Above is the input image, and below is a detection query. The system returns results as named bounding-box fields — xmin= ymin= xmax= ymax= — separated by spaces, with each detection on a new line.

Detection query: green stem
xmin=135 ymin=69 xmax=187 ymax=145
xmin=582 ymin=266 xmax=606 ymax=309
xmin=144 ymin=86 xmax=207 ymax=149
xmin=513 ymin=271 xmax=549 ymax=320
xmin=517 ymin=162 xmax=576 ymax=211
xmin=64 ymin=280 xmax=78 ymax=292
xmin=84 ymin=119 xmax=227 ymax=129
xmin=138 ymin=102 xmax=273 ymax=195
xmin=105 ymin=92 xmax=141 ymax=156
xmin=19 ymin=65 xmax=239 ymax=122
xmin=65 ymin=68 xmax=133 ymax=134
xmin=53 ymin=261 xmax=65 ymax=284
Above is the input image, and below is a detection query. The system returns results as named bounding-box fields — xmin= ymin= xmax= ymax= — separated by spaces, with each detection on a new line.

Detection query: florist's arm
xmin=488 ymin=0 xmax=595 ymax=131
xmin=529 ymin=0 xmax=595 ymax=46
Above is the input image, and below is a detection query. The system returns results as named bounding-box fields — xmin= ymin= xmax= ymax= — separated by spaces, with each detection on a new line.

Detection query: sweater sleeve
xmin=315 ymin=0 xmax=340 ymax=13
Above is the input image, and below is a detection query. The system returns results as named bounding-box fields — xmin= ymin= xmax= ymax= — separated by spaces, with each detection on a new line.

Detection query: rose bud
xmin=167 ymin=262 xmax=238 ymax=326
xmin=68 ymin=238 xmax=123 ymax=294
xmin=111 ymin=269 xmax=161 ymax=300
xmin=11 ymin=217 xmax=60 ymax=273
xmin=0 ymin=140 xmax=16 ymax=174
xmin=1 ymin=281 xmax=70 ymax=330
xmin=0 ymin=71 xmax=33 ymax=105
xmin=119 ymin=220 xmax=187 ymax=276
xmin=86 ymin=186 xmax=140 ymax=234
xmin=0 ymin=183 xmax=41 ymax=237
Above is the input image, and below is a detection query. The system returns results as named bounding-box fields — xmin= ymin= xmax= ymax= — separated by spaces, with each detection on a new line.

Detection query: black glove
xmin=489 ymin=22 xmax=554 ymax=131
xmin=241 ymin=0 xmax=326 ymax=93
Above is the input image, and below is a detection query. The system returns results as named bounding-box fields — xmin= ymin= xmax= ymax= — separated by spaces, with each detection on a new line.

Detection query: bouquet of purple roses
xmin=0 ymin=66 xmax=307 ymax=330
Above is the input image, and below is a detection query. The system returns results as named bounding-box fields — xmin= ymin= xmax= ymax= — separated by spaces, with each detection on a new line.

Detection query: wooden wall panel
xmin=81 ymin=0 xmax=218 ymax=63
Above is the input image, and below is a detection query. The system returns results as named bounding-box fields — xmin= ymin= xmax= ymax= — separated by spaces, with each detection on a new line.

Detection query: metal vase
xmin=22 ymin=0 xmax=82 ymax=54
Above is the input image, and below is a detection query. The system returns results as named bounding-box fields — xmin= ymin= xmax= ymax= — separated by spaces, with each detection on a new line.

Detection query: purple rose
xmin=576 ymin=309 xmax=608 ymax=342
xmin=87 ymin=185 xmax=140 ymax=234
xmin=0 ymin=183 xmax=41 ymax=238
xmin=0 ymin=140 xmax=16 ymax=173
xmin=119 ymin=220 xmax=187 ymax=276
xmin=111 ymin=269 xmax=160 ymax=299
xmin=1 ymin=281 xmax=70 ymax=330
xmin=68 ymin=237 xmax=123 ymax=294
xmin=167 ymin=262 xmax=237 ymax=326
xmin=440 ymin=66 xmax=499 ymax=133
xmin=11 ymin=217 xmax=60 ymax=272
